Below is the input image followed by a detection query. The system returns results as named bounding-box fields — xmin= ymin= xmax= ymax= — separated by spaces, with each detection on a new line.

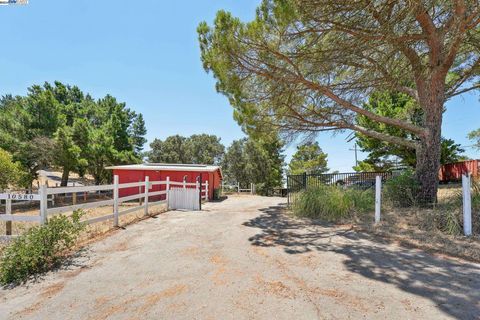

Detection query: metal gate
xmin=168 ymin=187 xmax=200 ymax=211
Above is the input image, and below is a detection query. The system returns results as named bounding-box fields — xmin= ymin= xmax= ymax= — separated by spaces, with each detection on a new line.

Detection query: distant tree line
xmin=147 ymin=134 xmax=285 ymax=195
xmin=0 ymin=81 xmax=146 ymax=187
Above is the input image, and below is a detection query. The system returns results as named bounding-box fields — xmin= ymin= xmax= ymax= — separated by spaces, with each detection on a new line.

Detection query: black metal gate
xmin=287 ymin=171 xmax=394 ymax=205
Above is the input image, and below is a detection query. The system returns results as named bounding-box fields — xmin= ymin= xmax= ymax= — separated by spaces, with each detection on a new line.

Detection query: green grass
xmin=292 ymin=185 xmax=374 ymax=222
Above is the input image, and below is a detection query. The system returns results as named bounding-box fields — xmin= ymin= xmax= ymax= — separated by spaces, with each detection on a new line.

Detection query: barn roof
xmin=106 ymin=163 xmax=222 ymax=177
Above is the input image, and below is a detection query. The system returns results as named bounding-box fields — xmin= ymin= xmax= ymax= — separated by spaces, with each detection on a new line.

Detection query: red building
xmin=106 ymin=164 xmax=222 ymax=201
xmin=439 ymin=160 xmax=480 ymax=183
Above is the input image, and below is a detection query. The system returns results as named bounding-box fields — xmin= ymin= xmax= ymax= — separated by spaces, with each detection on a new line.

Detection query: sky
xmin=0 ymin=0 xmax=479 ymax=172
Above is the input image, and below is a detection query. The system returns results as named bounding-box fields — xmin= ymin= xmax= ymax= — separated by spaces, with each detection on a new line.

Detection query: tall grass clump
xmin=422 ymin=179 xmax=480 ymax=236
xmin=0 ymin=210 xmax=85 ymax=286
xmin=293 ymin=185 xmax=374 ymax=222
xmin=384 ymin=169 xmax=420 ymax=207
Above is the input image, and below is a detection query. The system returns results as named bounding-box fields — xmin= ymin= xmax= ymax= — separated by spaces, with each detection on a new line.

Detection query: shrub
xmin=421 ymin=179 xmax=480 ymax=236
xmin=383 ymin=169 xmax=420 ymax=207
xmin=0 ymin=210 xmax=85 ymax=285
xmin=293 ymin=185 xmax=374 ymax=222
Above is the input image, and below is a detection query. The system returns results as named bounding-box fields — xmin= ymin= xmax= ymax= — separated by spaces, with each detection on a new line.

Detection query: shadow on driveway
xmin=243 ymin=205 xmax=480 ymax=320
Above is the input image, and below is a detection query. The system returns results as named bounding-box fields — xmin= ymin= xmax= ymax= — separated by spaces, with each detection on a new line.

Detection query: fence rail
xmin=0 ymin=175 xmax=210 ymax=241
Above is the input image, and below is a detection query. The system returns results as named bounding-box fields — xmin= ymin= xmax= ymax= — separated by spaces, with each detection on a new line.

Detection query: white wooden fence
xmin=222 ymin=182 xmax=255 ymax=195
xmin=0 ymin=175 xmax=210 ymax=241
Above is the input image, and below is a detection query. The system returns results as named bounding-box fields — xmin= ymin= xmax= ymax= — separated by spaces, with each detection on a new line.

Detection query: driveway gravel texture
xmin=1 ymin=195 xmax=479 ymax=320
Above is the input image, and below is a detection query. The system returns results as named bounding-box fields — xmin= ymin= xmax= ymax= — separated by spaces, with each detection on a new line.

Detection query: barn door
xmin=168 ymin=187 xmax=200 ymax=211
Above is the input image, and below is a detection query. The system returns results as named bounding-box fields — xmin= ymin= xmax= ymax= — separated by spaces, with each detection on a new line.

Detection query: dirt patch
xmin=180 ymin=246 xmax=200 ymax=257
xmin=15 ymin=281 xmax=66 ymax=317
xmin=40 ymin=282 xmax=65 ymax=299
xmin=137 ymin=284 xmax=189 ymax=314
xmin=254 ymin=275 xmax=296 ymax=299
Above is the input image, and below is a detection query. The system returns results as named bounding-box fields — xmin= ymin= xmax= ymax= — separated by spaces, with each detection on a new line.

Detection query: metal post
xmin=39 ymin=184 xmax=48 ymax=225
xmin=166 ymin=176 xmax=170 ymax=205
xmin=144 ymin=176 xmax=150 ymax=216
xmin=5 ymin=198 xmax=12 ymax=235
xmin=375 ymin=176 xmax=381 ymax=223
xmin=462 ymin=174 xmax=472 ymax=236
xmin=113 ymin=175 xmax=119 ymax=227
xmin=198 ymin=176 xmax=202 ymax=210
xmin=205 ymin=180 xmax=209 ymax=201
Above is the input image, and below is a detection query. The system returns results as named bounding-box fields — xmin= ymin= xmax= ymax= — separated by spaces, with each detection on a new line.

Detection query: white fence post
xmin=250 ymin=183 xmax=253 ymax=195
xmin=462 ymin=173 xmax=472 ymax=236
xmin=375 ymin=176 xmax=382 ymax=224
xmin=205 ymin=181 xmax=209 ymax=201
xmin=237 ymin=182 xmax=240 ymax=193
xmin=39 ymin=184 xmax=48 ymax=225
xmin=166 ymin=176 xmax=170 ymax=206
xmin=144 ymin=176 xmax=149 ymax=216
xmin=113 ymin=175 xmax=119 ymax=227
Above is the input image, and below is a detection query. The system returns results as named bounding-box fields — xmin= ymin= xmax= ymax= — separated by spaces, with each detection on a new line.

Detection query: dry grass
xmin=356 ymin=184 xmax=480 ymax=262
xmin=0 ymin=200 xmax=168 ymax=251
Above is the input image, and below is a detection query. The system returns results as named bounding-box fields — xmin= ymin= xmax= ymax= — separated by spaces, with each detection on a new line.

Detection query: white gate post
xmin=462 ymin=174 xmax=472 ymax=236
xmin=113 ymin=175 xmax=119 ymax=227
xmin=39 ymin=184 xmax=48 ymax=225
xmin=375 ymin=176 xmax=382 ymax=224
xmin=144 ymin=176 xmax=150 ymax=216
xmin=205 ymin=181 xmax=209 ymax=201
xmin=166 ymin=176 xmax=170 ymax=205
xmin=250 ymin=183 xmax=253 ymax=195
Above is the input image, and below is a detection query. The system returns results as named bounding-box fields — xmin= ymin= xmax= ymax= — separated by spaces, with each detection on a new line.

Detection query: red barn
xmin=439 ymin=160 xmax=480 ymax=183
xmin=106 ymin=163 xmax=222 ymax=201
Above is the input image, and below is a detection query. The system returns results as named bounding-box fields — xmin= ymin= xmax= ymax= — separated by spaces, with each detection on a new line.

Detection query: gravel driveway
xmin=1 ymin=195 xmax=479 ymax=319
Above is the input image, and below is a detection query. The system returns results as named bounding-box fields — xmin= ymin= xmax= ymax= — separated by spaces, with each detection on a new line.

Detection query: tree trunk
xmin=61 ymin=167 xmax=70 ymax=187
xmin=415 ymin=136 xmax=441 ymax=205
xmin=415 ymin=77 xmax=444 ymax=205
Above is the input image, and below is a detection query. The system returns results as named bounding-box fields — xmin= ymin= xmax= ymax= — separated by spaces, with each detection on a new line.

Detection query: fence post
xmin=5 ymin=198 xmax=12 ymax=235
xmin=144 ymin=176 xmax=150 ymax=216
xmin=113 ymin=175 xmax=119 ymax=227
xmin=375 ymin=176 xmax=381 ymax=223
xmin=196 ymin=180 xmax=200 ymax=209
xmin=39 ymin=184 xmax=48 ymax=225
xmin=166 ymin=176 xmax=170 ymax=205
xmin=205 ymin=181 xmax=209 ymax=201
xmin=462 ymin=173 xmax=472 ymax=236
xmin=237 ymin=182 xmax=240 ymax=193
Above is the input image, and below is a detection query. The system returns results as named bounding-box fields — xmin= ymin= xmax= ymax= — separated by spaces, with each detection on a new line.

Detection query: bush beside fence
xmin=288 ymin=171 xmax=478 ymax=237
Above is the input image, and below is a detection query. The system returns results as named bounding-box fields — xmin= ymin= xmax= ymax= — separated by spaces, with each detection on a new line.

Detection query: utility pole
xmin=349 ymin=143 xmax=359 ymax=167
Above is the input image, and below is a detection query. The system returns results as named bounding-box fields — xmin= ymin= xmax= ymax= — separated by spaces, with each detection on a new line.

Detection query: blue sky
xmin=0 ymin=0 xmax=479 ymax=171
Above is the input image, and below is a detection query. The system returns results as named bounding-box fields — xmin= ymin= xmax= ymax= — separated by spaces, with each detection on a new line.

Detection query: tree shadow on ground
xmin=243 ymin=204 xmax=480 ymax=320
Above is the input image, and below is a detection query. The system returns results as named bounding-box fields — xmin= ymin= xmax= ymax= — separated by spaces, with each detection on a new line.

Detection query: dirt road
xmin=1 ymin=196 xmax=479 ymax=319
